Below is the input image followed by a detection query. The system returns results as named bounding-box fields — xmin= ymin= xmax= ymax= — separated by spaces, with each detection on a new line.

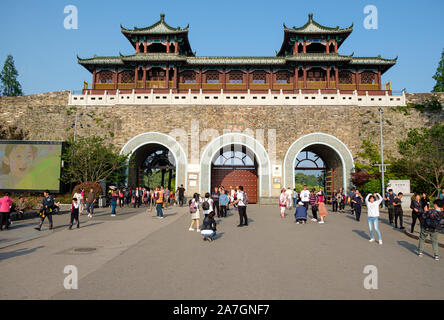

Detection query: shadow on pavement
xmin=352 ymin=229 xmax=370 ymax=240
xmin=397 ymin=240 xmax=434 ymax=258
xmin=0 ymin=245 xmax=44 ymax=261
xmin=163 ymin=212 xmax=177 ymax=218
xmin=213 ymin=232 xmax=224 ymax=240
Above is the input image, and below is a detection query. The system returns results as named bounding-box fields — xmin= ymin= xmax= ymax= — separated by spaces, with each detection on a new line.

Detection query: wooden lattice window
xmin=147 ymin=69 xmax=165 ymax=81
xmin=252 ymin=71 xmax=266 ymax=84
xmin=98 ymin=71 xmax=113 ymax=83
xmin=338 ymin=71 xmax=353 ymax=84
xmin=361 ymin=71 xmax=375 ymax=84
xmin=307 ymin=68 xmax=325 ymax=81
xmin=120 ymin=71 xmax=135 ymax=83
xmin=276 ymin=71 xmax=290 ymax=84
xmin=228 ymin=71 xmax=243 ymax=83
xmin=206 ymin=71 xmax=220 ymax=83
xmin=182 ymin=71 xmax=196 ymax=83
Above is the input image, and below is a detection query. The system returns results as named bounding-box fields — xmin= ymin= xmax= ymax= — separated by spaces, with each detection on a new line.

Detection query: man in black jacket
xmin=35 ymin=190 xmax=54 ymax=231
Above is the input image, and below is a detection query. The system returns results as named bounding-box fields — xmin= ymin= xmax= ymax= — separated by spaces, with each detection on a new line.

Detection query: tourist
xmin=73 ymin=189 xmax=82 ymax=211
xmin=164 ymin=187 xmax=170 ymax=209
xmin=188 ymin=193 xmax=201 ymax=232
xmin=309 ymin=189 xmax=318 ymax=222
xmin=0 ymin=192 xmax=13 ymax=231
xmin=219 ymin=189 xmax=229 ymax=218
xmin=331 ymin=189 xmax=338 ymax=212
xmin=79 ymin=189 xmax=85 ymax=214
xmin=279 ymin=188 xmax=287 ymax=218
xmin=86 ymin=187 xmax=96 ymax=218
xmin=294 ymin=201 xmax=307 ymax=224
xmin=202 ymin=192 xmax=213 ymax=216
xmin=317 ymin=189 xmax=328 ymax=224
xmin=417 ymin=199 xmax=444 ymax=261
xmin=234 ymin=186 xmax=248 ymax=227
xmin=125 ymin=188 xmax=131 ymax=207
xmin=393 ymin=192 xmax=404 ymax=229
xmin=292 ymin=188 xmax=298 ymax=208
xmin=285 ymin=187 xmax=293 ymax=209
xmin=16 ymin=196 xmax=26 ymax=220
xmin=420 ymin=193 xmax=430 ymax=211
xmin=300 ymin=185 xmax=310 ymax=210
xmin=119 ymin=189 xmax=124 ymax=208
xmin=348 ymin=189 xmax=356 ymax=215
xmin=365 ymin=193 xmax=383 ymax=244
xmin=111 ymin=189 xmax=119 ymax=216
xmin=410 ymin=193 xmax=423 ymax=233
xmin=385 ymin=189 xmax=396 ymax=224
xmin=201 ymin=211 xmax=217 ymax=241
xmin=154 ymin=186 xmax=164 ymax=218
xmin=178 ymin=184 xmax=185 ymax=206
xmin=351 ymin=189 xmax=363 ymax=222
xmin=337 ymin=188 xmax=345 ymax=213
xmin=34 ymin=190 xmax=55 ymax=231
xmin=211 ymin=187 xmax=221 ymax=218
xmin=69 ymin=197 xmax=80 ymax=230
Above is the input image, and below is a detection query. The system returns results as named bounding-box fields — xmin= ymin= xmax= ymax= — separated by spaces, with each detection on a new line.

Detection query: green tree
xmin=432 ymin=48 xmax=444 ymax=92
xmin=397 ymin=124 xmax=444 ymax=196
xmin=61 ymin=134 xmax=130 ymax=185
xmin=0 ymin=55 xmax=23 ymax=96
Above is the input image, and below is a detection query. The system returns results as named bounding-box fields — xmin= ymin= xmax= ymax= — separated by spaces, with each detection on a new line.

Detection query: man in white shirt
xmin=234 ymin=186 xmax=248 ymax=227
xmin=300 ymin=185 xmax=310 ymax=210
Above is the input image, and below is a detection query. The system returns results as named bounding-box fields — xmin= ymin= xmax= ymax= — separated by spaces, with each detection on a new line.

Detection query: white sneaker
xmin=311 ymin=218 xmax=317 ymax=222
xmin=196 ymin=229 xmax=201 ymax=232
xmin=318 ymin=221 xmax=324 ymax=224
xmin=111 ymin=214 xmax=116 ymax=216
xmin=189 ymin=228 xmax=194 ymax=231
xmin=296 ymin=222 xmax=300 ymax=224
xmin=369 ymin=238 xmax=375 ymax=243
xmin=378 ymin=240 xmax=383 ymax=245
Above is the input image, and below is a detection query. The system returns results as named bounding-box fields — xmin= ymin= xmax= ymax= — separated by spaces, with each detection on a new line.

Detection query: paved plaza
xmin=0 ymin=204 xmax=443 ymax=300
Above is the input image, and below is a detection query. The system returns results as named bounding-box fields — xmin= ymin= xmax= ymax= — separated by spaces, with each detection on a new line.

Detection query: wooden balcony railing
xmin=298 ymin=81 xmax=304 ymax=88
xmin=359 ymin=84 xmax=380 ymax=91
xmin=249 ymin=83 xmax=270 ymax=90
xmin=179 ymin=83 xmax=200 ymax=90
xmin=117 ymin=83 xmax=134 ymax=90
xmin=306 ymin=81 xmax=327 ymax=89
xmin=338 ymin=83 xmax=356 ymax=90
xmin=273 ymin=83 xmax=294 ymax=90
xmin=226 ymin=83 xmax=247 ymax=90
xmin=137 ymin=81 xmax=144 ymax=89
xmin=202 ymin=83 xmax=223 ymax=90
xmin=95 ymin=83 xmax=115 ymax=90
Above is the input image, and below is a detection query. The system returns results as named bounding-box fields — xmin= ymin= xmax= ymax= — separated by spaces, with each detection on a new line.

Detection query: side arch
xmin=283 ymin=133 xmax=354 ymax=191
xmin=120 ymin=132 xmax=188 ymax=188
xmin=199 ymin=133 xmax=271 ymax=198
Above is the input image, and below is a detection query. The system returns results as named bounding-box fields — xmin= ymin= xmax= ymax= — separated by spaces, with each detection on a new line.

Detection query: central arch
xmin=283 ymin=133 xmax=354 ymax=192
xmin=200 ymin=133 xmax=271 ymax=200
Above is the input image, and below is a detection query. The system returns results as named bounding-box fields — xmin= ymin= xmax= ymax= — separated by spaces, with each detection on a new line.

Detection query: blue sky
xmin=0 ymin=0 xmax=443 ymax=94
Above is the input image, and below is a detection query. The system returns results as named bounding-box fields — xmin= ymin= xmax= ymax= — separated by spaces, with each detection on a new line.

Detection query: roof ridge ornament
xmin=308 ymin=13 xmax=313 ymax=21
xmin=160 ymin=13 xmax=165 ymax=21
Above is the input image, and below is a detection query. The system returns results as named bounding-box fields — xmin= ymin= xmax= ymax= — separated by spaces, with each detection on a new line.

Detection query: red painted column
xmin=175 ymin=42 xmax=178 ymax=53
xmin=114 ymin=69 xmax=118 ymax=90
xmin=270 ymin=68 xmax=273 ymax=90
xmin=377 ymin=70 xmax=381 ymax=90
xmin=326 ymin=42 xmax=329 ymax=53
xmin=294 ymin=67 xmax=298 ymax=90
xmin=92 ymin=70 xmax=96 ymax=90
xmin=134 ymin=67 xmax=138 ymax=89
xmin=222 ymin=70 xmax=226 ymax=90
xmin=136 ymin=42 xmax=140 ymax=53
xmin=293 ymin=42 xmax=297 ymax=55
xmin=142 ymin=67 xmax=146 ymax=89
xmin=166 ymin=41 xmax=170 ymax=53
xmin=335 ymin=67 xmax=339 ymax=89
xmin=334 ymin=41 xmax=338 ymax=53
xmin=303 ymin=41 xmax=306 ymax=53
xmin=165 ymin=67 xmax=170 ymax=88
xmin=303 ymin=67 xmax=307 ymax=88
xmin=144 ymin=43 xmax=147 ymax=53
xmin=356 ymin=70 xmax=360 ymax=90
xmin=326 ymin=67 xmax=330 ymax=88
xmin=246 ymin=70 xmax=249 ymax=90
xmin=173 ymin=66 xmax=178 ymax=89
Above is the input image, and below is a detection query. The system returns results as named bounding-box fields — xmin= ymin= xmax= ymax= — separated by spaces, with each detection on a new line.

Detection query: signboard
xmin=388 ymin=180 xmax=411 ymax=195
xmin=0 ymin=141 xmax=63 ymax=192
xmin=189 ymin=180 xmax=197 ymax=187
xmin=189 ymin=174 xmax=198 ymax=180
xmin=188 ymin=164 xmax=200 ymax=172
xmin=272 ymin=165 xmax=282 ymax=177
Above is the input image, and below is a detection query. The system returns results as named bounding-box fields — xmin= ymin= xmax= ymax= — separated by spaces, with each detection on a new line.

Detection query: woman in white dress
xmin=279 ymin=188 xmax=287 ymax=218
xmin=189 ymin=193 xmax=201 ymax=232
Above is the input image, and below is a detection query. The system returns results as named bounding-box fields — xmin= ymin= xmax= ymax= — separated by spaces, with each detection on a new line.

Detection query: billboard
xmin=0 ymin=141 xmax=63 ymax=192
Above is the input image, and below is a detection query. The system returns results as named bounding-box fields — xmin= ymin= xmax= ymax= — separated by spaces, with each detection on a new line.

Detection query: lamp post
xmin=379 ymin=108 xmax=385 ymax=206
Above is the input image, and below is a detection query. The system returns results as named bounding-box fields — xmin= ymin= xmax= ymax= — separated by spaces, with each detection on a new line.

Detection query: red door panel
xmin=211 ymin=168 xmax=258 ymax=203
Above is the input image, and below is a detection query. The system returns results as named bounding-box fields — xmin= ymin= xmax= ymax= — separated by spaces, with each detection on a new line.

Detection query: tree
xmin=397 ymin=124 xmax=444 ymax=196
xmin=0 ymin=124 xmax=28 ymax=140
xmin=0 ymin=55 xmax=23 ymax=96
xmin=432 ymin=48 xmax=444 ymax=92
xmin=61 ymin=134 xmax=130 ymax=185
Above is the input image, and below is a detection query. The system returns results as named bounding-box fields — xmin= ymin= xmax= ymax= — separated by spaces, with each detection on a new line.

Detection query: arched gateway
xmin=120 ymin=132 xmax=188 ymax=189
xmin=283 ymin=133 xmax=354 ymax=192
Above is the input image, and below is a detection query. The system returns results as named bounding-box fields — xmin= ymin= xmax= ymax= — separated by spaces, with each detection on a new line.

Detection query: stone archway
xmin=199 ymin=133 xmax=271 ymax=200
xmin=120 ymin=132 xmax=188 ymax=188
xmin=283 ymin=133 xmax=354 ymax=192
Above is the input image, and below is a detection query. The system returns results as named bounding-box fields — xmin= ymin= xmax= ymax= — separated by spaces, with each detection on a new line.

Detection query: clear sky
xmin=1 ymin=0 xmax=443 ymax=95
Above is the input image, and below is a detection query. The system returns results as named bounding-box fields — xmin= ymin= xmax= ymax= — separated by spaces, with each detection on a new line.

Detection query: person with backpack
xmin=234 ymin=186 xmax=248 ymax=227
xmin=201 ymin=211 xmax=217 ymax=242
xmin=69 ymin=197 xmax=80 ymax=230
xmin=188 ymin=193 xmax=201 ymax=232
xmin=417 ymin=199 xmax=444 ymax=261
xmin=202 ymin=192 xmax=213 ymax=217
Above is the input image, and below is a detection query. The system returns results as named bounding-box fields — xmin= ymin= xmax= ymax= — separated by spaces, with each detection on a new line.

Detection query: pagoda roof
xmin=121 ymin=53 xmax=188 ymax=62
xmin=285 ymin=53 xmax=353 ymax=62
xmin=121 ymin=14 xmax=189 ymax=35
xmin=186 ymin=56 xmax=286 ymax=65
xmin=284 ymin=13 xmax=353 ymax=35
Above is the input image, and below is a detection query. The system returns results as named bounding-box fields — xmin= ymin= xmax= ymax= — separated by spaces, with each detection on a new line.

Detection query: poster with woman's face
xmin=0 ymin=143 xmax=62 ymax=191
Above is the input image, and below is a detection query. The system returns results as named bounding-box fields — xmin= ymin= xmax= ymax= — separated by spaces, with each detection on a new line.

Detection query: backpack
xmin=202 ymin=199 xmax=210 ymax=211
xmin=189 ymin=199 xmax=197 ymax=213
xmin=243 ymin=192 xmax=249 ymax=205
xmin=422 ymin=210 xmax=441 ymax=231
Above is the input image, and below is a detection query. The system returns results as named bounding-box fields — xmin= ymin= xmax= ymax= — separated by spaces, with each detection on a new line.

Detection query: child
xmin=69 ymin=197 xmax=80 ymax=230
xmin=201 ymin=211 xmax=217 ymax=241
xmin=294 ymin=201 xmax=307 ymax=224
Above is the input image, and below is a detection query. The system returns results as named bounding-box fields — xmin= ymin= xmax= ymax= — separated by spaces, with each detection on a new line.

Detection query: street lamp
xmin=378 ymin=108 xmax=386 ymax=207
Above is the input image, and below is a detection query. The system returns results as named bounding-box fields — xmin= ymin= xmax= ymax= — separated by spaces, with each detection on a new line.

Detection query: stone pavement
xmin=0 ymin=204 xmax=443 ymax=300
